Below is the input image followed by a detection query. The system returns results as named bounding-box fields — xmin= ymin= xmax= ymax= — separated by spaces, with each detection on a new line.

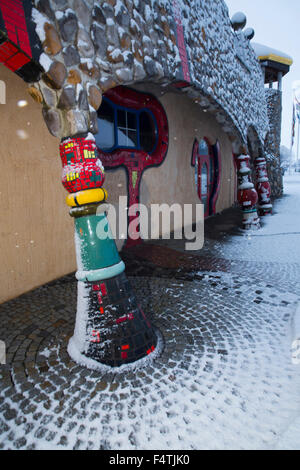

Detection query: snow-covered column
xmin=235 ymin=154 xmax=260 ymax=229
xmin=59 ymin=135 xmax=158 ymax=369
xmin=254 ymin=156 xmax=272 ymax=215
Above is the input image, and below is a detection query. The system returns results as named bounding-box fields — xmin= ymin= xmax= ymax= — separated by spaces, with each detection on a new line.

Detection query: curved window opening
xmin=139 ymin=111 xmax=157 ymax=153
xmin=96 ymin=98 xmax=157 ymax=154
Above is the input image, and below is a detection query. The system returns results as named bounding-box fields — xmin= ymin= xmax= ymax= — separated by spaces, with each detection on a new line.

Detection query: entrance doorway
xmin=191 ymin=138 xmax=221 ymax=217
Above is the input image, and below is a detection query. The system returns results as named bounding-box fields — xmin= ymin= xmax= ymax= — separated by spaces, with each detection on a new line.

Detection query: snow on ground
xmin=213 ymin=174 xmax=300 ymax=264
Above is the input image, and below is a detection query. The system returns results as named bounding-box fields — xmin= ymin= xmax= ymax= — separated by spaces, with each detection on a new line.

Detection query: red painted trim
xmin=232 ymin=152 xmax=238 ymax=202
xmin=171 ymin=80 xmax=191 ymax=89
xmin=211 ymin=140 xmax=221 ymax=214
xmin=172 ymin=0 xmax=191 ymax=83
xmin=191 ymin=137 xmax=221 ymax=217
xmin=191 ymin=139 xmax=198 ymax=167
xmin=0 ymin=0 xmax=32 ymax=57
xmin=0 ymin=38 xmax=29 ymax=71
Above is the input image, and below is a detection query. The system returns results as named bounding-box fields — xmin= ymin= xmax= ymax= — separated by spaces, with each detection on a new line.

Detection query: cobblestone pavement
xmin=1 ymin=176 xmax=300 ymax=450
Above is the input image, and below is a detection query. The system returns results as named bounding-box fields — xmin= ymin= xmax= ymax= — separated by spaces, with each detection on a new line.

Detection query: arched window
xmin=96 ymin=97 xmax=158 ymax=155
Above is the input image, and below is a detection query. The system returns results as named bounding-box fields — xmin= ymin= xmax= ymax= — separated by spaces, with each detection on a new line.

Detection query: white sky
xmin=225 ymin=0 xmax=300 ymax=152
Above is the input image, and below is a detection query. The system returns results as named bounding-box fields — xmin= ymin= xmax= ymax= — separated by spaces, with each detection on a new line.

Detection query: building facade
xmin=0 ymin=0 xmax=291 ymax=367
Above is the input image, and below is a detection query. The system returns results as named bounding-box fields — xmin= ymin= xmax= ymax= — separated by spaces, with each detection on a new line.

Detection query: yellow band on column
xmin=66 ymin=188 xmax=108 ymax=207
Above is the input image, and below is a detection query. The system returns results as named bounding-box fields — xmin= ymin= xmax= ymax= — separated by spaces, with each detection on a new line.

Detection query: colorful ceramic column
xmin=60 ymin=135 xmax=158 ymax=369
xmin=254 ymin=156 xmax=272 ymax=215
xmin=235 ymin=154 xmax=260 ymax=229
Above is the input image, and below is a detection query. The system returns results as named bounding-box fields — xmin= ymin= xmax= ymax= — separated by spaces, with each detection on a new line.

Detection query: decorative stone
xmin=119 ymin=30 xmax=131 ymax=50
xmin=27 ymin=86 xmax=43 ymax=104
xmin=73 ymin=0 xmax=91 ymax=28
xmin=115 ymin=4 xmax=130 ymax=28
xmin=77 ymin=28 xmax=94 ymax=58
xmin=106 ymin=19 xmax=120 ymax=46
xmin=107 ymin=47 xmax=123 ymax=64
xmin=58 ymin=86 xmax=77 ymax=109
xmin=98 ymin=76 xmax=118 ymax=93
xmin=43 ymin=61 xmax=67 ymax=89
xmin=63 ymin=45 xmax=81 ymax=67
xmin=57 ymin=10 xmax=78 ymax=43
xmin=52 ymin=0 xmax=68 ymax=8
xmin=67 ymin=69 xmax=82 ymax=85
xmin=162 ymin=21 xmax=170 ymax=38
xmin=36 ymin=0 xmax=55 ymax=22
xmin=142 ymin=35 xmax=154 ymax=56
xmin=44 ymin=23 xmax=62 ymax=55
xmin=123 ymin=51 xmax=134 ymax=67
xmin=125 ymin=0 xmax=134 ymax=14
xmin=102 ymin=3 xmax=114 ymax=18
xmin=143 ymin=57 xmax=157 ymax=77
xmin=79 ymin=61 xmax=100 ymax=80
xmin=129 ymin=18 xmax=141 ymax=37
xmin=95 ymin=58 xmax=112 ymax=73
xmin=92 ymin=5 xmax=106 ymax=24
xmin=42 ymin=107 xmax=62 ymax=137
xmin=133 ymin=60 xmax=146 ymax=81
xmin=132 ymin=40 xmax=143 ymax=62
xmin=88 ymin=85 xmax=102 ymax=110
xmin=115 ymin=67 xmax=133 ymax=83
xmin=89 ymin=110 xmax=99 ymax=134
xmin=91 ymin=24 xmax=108 ymax=56
xmin=65 ymin=109 xmax=89 ymax=136
xmin=39 ymin=82 xmax=58 ymax=107
xmin=78 ymin=88 xmax=89 ymax=111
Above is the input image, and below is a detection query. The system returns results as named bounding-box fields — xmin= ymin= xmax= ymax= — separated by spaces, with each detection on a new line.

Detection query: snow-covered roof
xmin=252 ymin=43 xmax=293 ymax=66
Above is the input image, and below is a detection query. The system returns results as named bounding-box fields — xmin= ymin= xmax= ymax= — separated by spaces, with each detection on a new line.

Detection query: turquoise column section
xmin=74 ymin=212 xmax=125 ymax=282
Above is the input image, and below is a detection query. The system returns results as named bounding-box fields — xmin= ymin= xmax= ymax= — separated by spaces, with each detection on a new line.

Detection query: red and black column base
xmin=80 ymin=272 xmax=158 ymax=368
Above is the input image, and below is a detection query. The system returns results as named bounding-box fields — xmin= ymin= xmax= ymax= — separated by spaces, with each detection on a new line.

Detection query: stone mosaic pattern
xmin=265 ymin=89 xmax=283 ymax=198
xmin=29 ymin=0 xmax=269 ymax=144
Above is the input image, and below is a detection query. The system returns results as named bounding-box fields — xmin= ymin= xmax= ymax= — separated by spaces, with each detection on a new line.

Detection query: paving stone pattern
xmin=1 ymin=205 xmax=300 ymax=449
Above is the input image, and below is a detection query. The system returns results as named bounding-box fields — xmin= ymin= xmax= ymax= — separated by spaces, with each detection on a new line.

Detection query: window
xmin=96 ymin=98 xmax=157 ymax=154
xmin=117 ymin=109 xmax=138 ymax=147
xmin=139 ymin=111 xmax=157 ymax=153
xmin=95 ymin=99 xmax=115 ymax=150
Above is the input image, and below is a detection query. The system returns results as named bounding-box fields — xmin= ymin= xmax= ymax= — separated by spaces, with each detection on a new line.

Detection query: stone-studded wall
xmin=29 ymin=0 xmax=269 ymax=146
xmin=264 ymin=89 xmax=283 ymax=198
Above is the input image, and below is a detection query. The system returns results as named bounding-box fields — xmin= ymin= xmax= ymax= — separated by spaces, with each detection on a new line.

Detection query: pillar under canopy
xmin=235 ymin=154 xmax=260 ymax=229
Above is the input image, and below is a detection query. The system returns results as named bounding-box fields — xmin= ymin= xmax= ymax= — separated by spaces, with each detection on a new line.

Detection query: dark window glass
xmin=96 ymin=100 xmax=115 ymax=150
xmin=139 ymin=111 xmax=156 ymax=153
xmin=127 ymin=112 xmax=137 ymax=130
xmin=117 ymin=109 xmax=126 ymax=129
xmin=117 ymin=109 xmax=137 ymax=148
xmin=96 ymin=98 xmax=157 ymax=153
